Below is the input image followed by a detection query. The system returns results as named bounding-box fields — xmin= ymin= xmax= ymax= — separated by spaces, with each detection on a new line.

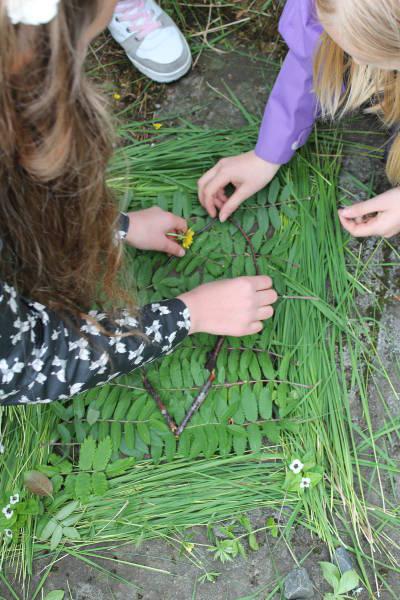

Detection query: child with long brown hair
xmin=0 ymin=0 xmax=277 ymax=405
xmin=199 ymin=0 xmax=400 ymax=239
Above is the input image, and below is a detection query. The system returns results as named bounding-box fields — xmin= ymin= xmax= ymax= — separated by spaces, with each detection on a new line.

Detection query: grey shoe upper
xmin=120 ymin=13 xmax=191 ymax=75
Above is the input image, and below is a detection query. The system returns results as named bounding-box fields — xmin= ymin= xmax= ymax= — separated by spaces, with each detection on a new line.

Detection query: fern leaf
xmin=74 ymin=472 xmax=92 ymax=503
xmin=78 ymin=436 xmax=96 ymax=471
xmin=93 ymin=436 xmax=112 ymax=471
xmin=91 ymin=472 xmax=108 ymax=497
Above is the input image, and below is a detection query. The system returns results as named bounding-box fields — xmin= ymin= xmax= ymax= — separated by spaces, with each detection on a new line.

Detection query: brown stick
xmin=175 ymin=372 xmax=216 ymax=437
xmin=143 ymin=373 xmax=178 ymax=434
xmin=228 ymin=217 xmax=260 ymax=276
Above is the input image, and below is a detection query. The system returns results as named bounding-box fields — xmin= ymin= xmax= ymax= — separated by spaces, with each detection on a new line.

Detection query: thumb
xmin=164 ymin=238 xmax=186 ymax=258
xmin=339 ymin=198 xmax=382 ymax=219
xmin=219 ymin=186 xmax=251 ymax=223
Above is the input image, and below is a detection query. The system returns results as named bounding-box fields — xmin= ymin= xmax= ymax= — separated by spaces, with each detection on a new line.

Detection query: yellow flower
xmin=113 ymin=93 xmax=121 ymax=101
xmin=153 ymin=123 xmax=163 ymax=130
xmin=182 ymin=228 xmax=195 ymax=249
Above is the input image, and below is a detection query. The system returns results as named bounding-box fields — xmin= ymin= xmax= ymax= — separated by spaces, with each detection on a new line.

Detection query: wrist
xmin=252 ymin=150 xmax=281 ymax=174
xmin=177 ymin=292 xmax=199 ymax=335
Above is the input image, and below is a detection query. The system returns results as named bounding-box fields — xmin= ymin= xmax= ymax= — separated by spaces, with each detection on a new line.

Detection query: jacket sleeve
xmin=255 ymin=0 xmax=324 ymax=165
xmin=0 ymin=282 xmax=190 ymax=405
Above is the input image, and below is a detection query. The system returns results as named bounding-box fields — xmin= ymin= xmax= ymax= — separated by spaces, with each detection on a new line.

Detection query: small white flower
xmin=2 ymin=505 xmax=14 ymax=520
xmin=9 ymin=494 xmax=19 ymax=505
xmin=4 ymin=529 xmax=13 ymax=539
xmin=0 ymin=442 xmax=4 ymax=454
xmin=289 ymin=459 xmax=304 ymax=475
xmin=300 ymin=477 xmax=311 ymax=489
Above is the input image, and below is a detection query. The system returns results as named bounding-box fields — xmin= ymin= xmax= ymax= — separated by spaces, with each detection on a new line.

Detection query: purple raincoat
xmin=255 ymin=0 xmax=323 ymax=164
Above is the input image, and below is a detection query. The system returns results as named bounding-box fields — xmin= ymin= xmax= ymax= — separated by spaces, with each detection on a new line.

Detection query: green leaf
xmin=93 ymin=437 xmax=113 ymax=471
xmin=57 ymin=423 xmax=72 ymax=445
xmin=44 ymin=591 xmax=65 ymax=600
xmin=249 ymin=354 xmax=262 ymax=381
xmin=227 ymin=424 xmax=247 ymax=438
xmin=268 ymin=178 xmax=280 ymax=204
xmin=105 ymin=457 xmax=135 ymax=477
xmin=258 ymin=353 xmax=276 ymax=380
xmin=203 ymin=425 xmax=219 ymax=458
xmin=258 ymin=386 xmax=272 ymax=419
xmin=257 ymin=207 xmax=269 ymax=234
xmin=241 ymin=384 xmax=258 ymax=422
xmin=248 ymin=533 xmax=259 ymax=551
xmin=50 ymin=524 xmax=63 ymax=551
xmin=268 ymin=206 xmax=281 ymax=230
xmin=75 ymin=472 xmax=92 ymax=503
xmin=233 ymin=430 xmax=248 ymax=455
xmin=40 ymin=518 xmax=58 ymax=541
xmin=113 ymin=394 xmax=132 ymax=421
xmin=231 ymin=255 xmax=244 ymax=278
xmin=239 ymin=349 xmax=252 ymax=380
xmin=62 ymin=527 xmax=81 ymax=541
xmin=78 ymin=437 xmax=96 ymax=471
xmin=54 ymin=501 xmax=79 ymax=523
xmin=266 ymin=516 xmax=279 ymax=538
xmin=262 ymin=421 xmax=281 ymax=444
xmin=110 ymin=421 xmax=122 ymax=453
xmin=92 ymin=471 xmax=108 ymax=497
xmin=320 ymin=562 xmax=340 ymax=592
xmin=247 ymin=424 xmax=262 ymax=453
xmin=338 ymin=570 xmax=359 ymax=594
xmin=137 ymin=422 xmax=151 ymax=446
xmin=73 ymin=395 xmax=86 ymax=420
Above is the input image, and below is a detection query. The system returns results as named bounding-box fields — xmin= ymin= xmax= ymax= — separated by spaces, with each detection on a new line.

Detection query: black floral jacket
xmin=0 ymin=214 xmax=190 ymax=405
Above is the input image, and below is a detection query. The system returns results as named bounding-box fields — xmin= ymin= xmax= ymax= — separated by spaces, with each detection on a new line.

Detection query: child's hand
xmin=178 ymin=276 xmax=278 ymax=336
xmin=125 ymin=207 xmax=188 ymax=257
xmin=198 ymin=151 xmax=281 ymax=223
xmin=338 ymin=188 xmax=400 ymax=238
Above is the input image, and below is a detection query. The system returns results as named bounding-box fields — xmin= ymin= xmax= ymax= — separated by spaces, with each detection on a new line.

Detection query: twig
xmin=142 ymin=373 xmax=178 ymax=434
xmin=175 ymin=373 xmax=216 ymax=437
xmin=176 ymin=337 xmax=225 ymax=436
xmin=229 ymin=217 xmax=260 ymax=275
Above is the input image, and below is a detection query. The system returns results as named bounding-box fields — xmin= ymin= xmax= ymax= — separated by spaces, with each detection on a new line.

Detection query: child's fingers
xmin=198 ymin=166 xmax=219 ymax=205
xmin=219 ymin=186 xmax=251 ymax=222
xmin=164 ymin=239 xmax=186 ymax=257
xmin=338 ymin=197 xmax=384 ymax=219
xmin=170 ymin=215 xmax=188 ymax=232
xmin=203 ymin=197 xmax=218 ymax=218
xmin=257 ymin=306 xmax=275 ymax=320
xmin=202 ymin=171 xmax=232 ymax=204
xmin=338 ymin=212 xmax=380 ymax=237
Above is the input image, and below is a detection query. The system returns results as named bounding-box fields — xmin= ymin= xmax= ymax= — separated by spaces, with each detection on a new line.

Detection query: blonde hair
xmin=314 ymin=0 xmax=400 ymax=184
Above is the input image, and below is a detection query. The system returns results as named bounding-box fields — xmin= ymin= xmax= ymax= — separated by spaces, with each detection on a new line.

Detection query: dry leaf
xmin=24 ymin=470 xmax=53 ymax=497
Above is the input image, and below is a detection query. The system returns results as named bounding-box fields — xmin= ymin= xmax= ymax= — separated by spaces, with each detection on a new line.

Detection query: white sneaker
xmin=109 ymin=0 xmax=192 ymax=83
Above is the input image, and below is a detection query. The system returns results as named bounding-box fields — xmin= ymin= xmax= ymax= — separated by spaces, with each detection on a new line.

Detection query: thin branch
xmin=142 ymin=373 xmax=178 ymax=435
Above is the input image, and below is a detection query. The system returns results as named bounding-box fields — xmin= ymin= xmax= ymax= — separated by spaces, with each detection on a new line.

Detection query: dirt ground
xmin=2 ymin=15 xmax=400 ymax=600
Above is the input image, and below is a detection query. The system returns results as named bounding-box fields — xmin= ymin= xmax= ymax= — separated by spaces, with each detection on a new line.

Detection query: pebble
xmin=334 ymin=547 xmax=355 ymax=574
xmin=284 ymin=567 xmax=314 ymax=599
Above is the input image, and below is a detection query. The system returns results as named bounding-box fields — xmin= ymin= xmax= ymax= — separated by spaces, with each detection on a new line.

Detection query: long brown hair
xmin=0 ymin=0 xmax=133 ymax=322
xmin=313 ymin=0 xmax=400 ymax=185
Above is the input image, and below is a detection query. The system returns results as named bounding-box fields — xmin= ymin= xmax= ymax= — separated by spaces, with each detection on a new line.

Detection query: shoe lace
xmin=115 ymin=0 xmax=161 ymax=40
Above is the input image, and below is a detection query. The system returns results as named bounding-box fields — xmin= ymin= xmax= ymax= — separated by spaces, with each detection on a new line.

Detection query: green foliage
xmin=320 ymin=562 xmax=360 ymax=599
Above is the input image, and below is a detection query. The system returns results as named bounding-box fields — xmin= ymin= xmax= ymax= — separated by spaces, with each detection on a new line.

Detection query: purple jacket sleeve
xmin=255 ymin=0 xmax=323 ymax=164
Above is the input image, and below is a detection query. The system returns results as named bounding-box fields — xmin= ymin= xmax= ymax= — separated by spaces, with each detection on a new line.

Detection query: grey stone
xmin=334 ymin=547 xmax=355 ymax=574
xmin=284 ymin=568 xmax=314 ymax=599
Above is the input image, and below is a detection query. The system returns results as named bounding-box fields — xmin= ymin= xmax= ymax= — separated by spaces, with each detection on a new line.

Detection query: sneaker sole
xmin=127 ymin=51 xmax=192 ymax=83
